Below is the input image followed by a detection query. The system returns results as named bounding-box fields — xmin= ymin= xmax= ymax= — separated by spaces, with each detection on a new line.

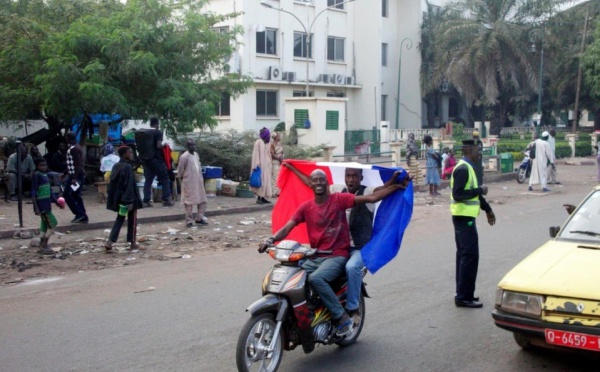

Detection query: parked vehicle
xmin=236 ymin=241 xmax=366 ymax=372
xmin=516 ymin=150 xmax=531 ymax=184
xmin=492 ymin=185 xmax=600 ymax=353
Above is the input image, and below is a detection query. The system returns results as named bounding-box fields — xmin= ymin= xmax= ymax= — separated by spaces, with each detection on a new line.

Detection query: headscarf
xmin=259 ymin=127 xmax=270 ymax=143
xmin=271 ymin=131 xmax=280 ymax=141
xmin=104 ymin=142 xmax=114 ymax=156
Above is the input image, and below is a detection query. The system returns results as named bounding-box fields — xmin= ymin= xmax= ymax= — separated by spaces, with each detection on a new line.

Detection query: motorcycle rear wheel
xmin=516 ymin=167 xmax=527 ymax=183
xmin=336 ymin=294 xmax=365 ymax=346
xmin=236 ymin=313 xmax=283 ymax=372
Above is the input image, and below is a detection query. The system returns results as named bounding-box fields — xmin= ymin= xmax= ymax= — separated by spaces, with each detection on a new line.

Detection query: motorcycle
xmin=516 ymin=150 xmax=531 ymax=184
xmin=236 ymin=241 xmax=367 ymax=372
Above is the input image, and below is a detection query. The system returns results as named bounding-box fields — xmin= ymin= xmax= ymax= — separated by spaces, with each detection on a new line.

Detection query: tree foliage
xmin=423 ymin=0 xmax=590 ymax=132
xmin=0 ymin=0 xmax=253 ymax=135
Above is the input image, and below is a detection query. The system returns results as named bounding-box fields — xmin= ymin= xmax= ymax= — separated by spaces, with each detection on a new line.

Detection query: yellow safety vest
xmin=450 ymin=159 xmax=480 ymax=217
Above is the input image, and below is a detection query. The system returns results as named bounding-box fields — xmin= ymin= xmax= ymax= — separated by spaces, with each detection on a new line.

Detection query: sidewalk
xmin=1 ymin=155 xmax=590 ymax=239
xmin=0 ymin=191 xmax=273 ymax=239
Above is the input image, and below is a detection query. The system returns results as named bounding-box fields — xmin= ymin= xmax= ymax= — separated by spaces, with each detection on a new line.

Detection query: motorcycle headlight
xmin=497 ymin=290 xmax=543 ymax=318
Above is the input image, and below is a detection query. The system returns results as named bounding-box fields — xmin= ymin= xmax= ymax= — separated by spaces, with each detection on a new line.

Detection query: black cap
xmin=462 ymin=139 xmax=477 ymax=146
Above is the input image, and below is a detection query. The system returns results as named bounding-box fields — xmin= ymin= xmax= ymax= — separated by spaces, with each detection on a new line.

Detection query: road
xmin=1 ymin=167 xmax=600 ymax=371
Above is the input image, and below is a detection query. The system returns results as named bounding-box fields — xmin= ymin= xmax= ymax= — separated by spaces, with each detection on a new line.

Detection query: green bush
xmin=497 ymin=139 xmax=592 ymax=159
xmin=511 ymin=151 xmax=524 ymax=162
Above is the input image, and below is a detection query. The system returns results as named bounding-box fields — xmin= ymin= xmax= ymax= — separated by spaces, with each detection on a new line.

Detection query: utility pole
xmin=573 ymin=4 xmax=590 ymax=134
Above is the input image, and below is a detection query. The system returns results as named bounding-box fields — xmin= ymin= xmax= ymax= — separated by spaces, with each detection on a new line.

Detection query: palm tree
xmin=429 ymin=0 xmax=565 ymax=132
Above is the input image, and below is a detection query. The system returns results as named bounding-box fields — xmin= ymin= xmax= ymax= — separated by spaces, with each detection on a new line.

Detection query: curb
xmin=1 ymin=204 xmax=274 ymax=240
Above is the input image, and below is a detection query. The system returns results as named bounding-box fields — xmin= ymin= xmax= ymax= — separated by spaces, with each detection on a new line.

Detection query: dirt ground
xmin=1 ymin=163 xmax=597 ymax=286
xmin=0 ymin=212 xmax=274 ymax=286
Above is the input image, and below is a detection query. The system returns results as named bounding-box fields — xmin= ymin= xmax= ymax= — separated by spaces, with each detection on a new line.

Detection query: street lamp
xmin=529 ymin=28 xmax=544 ymax=137
xmin=261 ymin=0 xmax=356 ymax=97
xmin=395 ymin=37 xmax=412 ymax=130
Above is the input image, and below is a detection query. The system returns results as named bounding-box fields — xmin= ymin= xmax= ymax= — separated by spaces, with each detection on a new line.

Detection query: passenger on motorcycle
xmin=283 ymin=164 xmax=404 ymax=322
xmin=259 ymin=169 xmax=406 ymax=336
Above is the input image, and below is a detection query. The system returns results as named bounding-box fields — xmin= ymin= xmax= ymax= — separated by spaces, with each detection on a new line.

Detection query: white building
xmin=205 ymin=0 xmax=451 ymax=140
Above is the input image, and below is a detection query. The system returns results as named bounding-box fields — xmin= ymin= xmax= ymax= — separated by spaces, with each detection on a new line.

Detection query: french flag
xmin=272 ymin=159 xmax=413 ymax=274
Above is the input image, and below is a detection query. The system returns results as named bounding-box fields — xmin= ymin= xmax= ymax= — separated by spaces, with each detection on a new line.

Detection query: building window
xmin=326 ymin=110 xmax=339 ymax=130
xmin=212 ymin=26 xmax=229 ymax=33
xmin=216 ymin=93 xmax=231 ymax=116
xmin=326 ymin=92 xmax=345 ymax=98
xmin=328 ymin=0 xmax=345 ymax=10
xmin=294 ymin=109 xmax=309 ymax=128
xmin=382 ymin=43 xmax=388 ymax=67
xmin=256 ymin=28 xmax=277 ymax=55
xmin=381 ymin=95 xmax=387 ymax=121
xmin=588 ymin=111 xmax=595 ymax=121
xmin=382 ymin=0 xmax=388 ymax=17
xmin=294 ymin=32 xmax=312 ymax=59
xmin=293 ymin=91 xmax=314 ymax=97
xmin=327 ymin=37 xmax=345 ymax=62
xmin=256 ymin=90 xmax=277 ymax=116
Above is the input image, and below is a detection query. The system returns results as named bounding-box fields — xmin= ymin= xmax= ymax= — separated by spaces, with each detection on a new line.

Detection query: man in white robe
xmin=528 ymin=132 xmax=554 ymax=192
xmin=177 ymin=139 xmax=208 ymax=227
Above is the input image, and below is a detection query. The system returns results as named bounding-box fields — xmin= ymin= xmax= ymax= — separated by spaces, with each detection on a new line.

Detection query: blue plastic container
xmin=202 ymin=166 xmax=223 ymax=179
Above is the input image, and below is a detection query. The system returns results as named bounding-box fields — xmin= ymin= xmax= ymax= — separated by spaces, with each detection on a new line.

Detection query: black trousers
xmin=452 ymin=215 xmax=479 ymax=301
xmin=109 ymin=209 xmax=137 ymax=244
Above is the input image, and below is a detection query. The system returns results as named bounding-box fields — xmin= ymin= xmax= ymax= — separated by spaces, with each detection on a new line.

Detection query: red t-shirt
xmin=291 ymin=193 xmax=355 ymax=258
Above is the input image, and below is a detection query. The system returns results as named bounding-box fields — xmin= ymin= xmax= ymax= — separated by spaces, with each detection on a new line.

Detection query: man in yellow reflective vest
xmin=451 ymin=139 xmax=496 ymax=308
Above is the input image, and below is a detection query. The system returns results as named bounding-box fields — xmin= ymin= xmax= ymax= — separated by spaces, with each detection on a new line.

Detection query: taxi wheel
xmin=513 ymin=332 xmax=533 ymax=350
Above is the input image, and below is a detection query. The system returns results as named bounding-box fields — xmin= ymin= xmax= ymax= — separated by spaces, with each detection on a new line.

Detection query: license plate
xmin=545 ymin=329 xmax=600 ymax=352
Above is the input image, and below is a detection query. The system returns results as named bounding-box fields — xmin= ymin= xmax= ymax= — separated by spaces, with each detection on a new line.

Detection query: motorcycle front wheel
xmin=516 ymin=167 xmax=527 ymax=183
xmin=336 ymin=294 xmax=365 ymax=346
xmin=236 ymin=313 xmax=283 ymax=372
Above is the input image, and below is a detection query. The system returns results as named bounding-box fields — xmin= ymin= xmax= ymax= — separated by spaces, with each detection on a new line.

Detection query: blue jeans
xmin=345 ymin=249 xmax=364 ymax=311
xmin=142 ymin=158 xmax=171 ymax=203
xmin=64 ymin=175 xmax=87 ymax=219
xmin=302 ymin=256 xmax=348 ymax=320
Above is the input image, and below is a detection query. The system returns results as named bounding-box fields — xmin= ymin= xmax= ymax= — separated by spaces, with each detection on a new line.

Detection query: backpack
xmin=529 ymin=143 xmax=536 ymax=159
xmin=431 ymin=151 xmax=442 ymax=168
xmin=134 ymin=129 xmax=156 ymax=161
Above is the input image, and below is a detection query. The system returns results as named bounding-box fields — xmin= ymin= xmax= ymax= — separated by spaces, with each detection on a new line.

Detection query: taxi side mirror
xmin=549 ymin=226 xmax=560 ymax=238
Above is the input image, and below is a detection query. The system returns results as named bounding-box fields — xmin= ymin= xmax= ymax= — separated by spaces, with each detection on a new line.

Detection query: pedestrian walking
xmin=105 ymin=146 xmax=143 ymax=253
xmin=528 ymin=131 xmax=554 ymax=192
xmin=176 ymin=139 xmax=208 ymax=228
xmin=270 ymin=132 xmax=284 ymax=197
xmin=250 ymin=127 xmax=273 ymax=204
xmin=61 ymin=132 xmax=89 ymax=223
xmin=450 ymin=139 xmax=496 ymax=308
xmin=32 ymin=158 xmax=64 ymax=255
xmin=547 ymin=129 xmax=561 ymax=185
xmin=595 ymin=145 xmax=600 ymax=182
xmin=140 ymin=117 xmax=174 ymax=208
xmin=424 ymin=135 xmax=441 ymax=196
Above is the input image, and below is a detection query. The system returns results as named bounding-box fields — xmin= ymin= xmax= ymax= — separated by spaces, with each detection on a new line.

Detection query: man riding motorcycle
xmin=259 ymin=169 xmax=406 ymax=336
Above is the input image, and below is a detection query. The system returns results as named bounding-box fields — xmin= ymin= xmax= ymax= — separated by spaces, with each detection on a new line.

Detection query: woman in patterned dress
xmin=270 ymin=132 xmax=284 ymax=197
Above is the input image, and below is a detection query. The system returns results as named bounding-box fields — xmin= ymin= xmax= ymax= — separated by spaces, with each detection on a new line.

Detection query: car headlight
xmin=496 ymin=289 xmax=543 ymax=318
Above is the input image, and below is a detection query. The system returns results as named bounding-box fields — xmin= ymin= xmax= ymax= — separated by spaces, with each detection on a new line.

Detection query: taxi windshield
xmin=559 ymin=190 xmax=600 ymax=242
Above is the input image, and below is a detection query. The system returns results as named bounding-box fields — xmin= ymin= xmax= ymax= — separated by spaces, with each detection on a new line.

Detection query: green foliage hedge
xmin=498 ymin=140 xmax=592 ymax=159
xmin=192 ymin=129 xmax=324 ymax=182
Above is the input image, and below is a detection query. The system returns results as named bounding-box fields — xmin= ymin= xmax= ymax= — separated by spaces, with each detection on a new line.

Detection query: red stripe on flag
xmin=272 ymin=160 xmax=333 ymax=244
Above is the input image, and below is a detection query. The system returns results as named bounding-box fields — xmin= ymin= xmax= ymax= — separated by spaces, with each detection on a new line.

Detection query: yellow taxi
xmin=492 ymin=185 xmax=600 ymax=352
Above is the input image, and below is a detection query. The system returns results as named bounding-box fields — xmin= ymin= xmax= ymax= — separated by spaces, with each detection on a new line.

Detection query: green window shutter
xmin=588 ymin=111 xmax=595 ymax=122
xmin=326 ymin=110 xmax=339 ymax=130
xmin=294 ymin=109 xmax=309 ymax=128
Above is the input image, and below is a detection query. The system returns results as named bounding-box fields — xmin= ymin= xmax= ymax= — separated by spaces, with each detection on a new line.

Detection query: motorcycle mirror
xmin=549 ymin=226 xmax=560 ymax=238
